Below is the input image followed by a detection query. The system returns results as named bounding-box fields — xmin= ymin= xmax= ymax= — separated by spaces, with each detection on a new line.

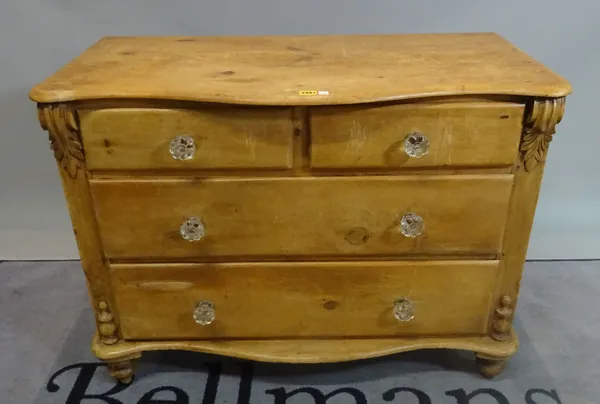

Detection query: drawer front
xmin=91 ymin=175 xmax=512 ymax=259
xmin=310 ymin=102 xmax=524 ymax=169
xmin=80 ymin=107 xmax=294 ymax=170
xmin=112 ymin=261 xmax=499 ymax=340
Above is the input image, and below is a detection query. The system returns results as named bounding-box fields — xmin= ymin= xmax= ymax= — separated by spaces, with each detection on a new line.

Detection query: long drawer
xmin=91 ymin=175 xmax=513 ymax=259
xmin=111 ymin=261 xmax=499 ymax=340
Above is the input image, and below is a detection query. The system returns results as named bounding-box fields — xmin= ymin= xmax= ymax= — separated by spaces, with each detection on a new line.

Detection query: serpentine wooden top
xmin=30 ymin=33 xmax=571 ymax=105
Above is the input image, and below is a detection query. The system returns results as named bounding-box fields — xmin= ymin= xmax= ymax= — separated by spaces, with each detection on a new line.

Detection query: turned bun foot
xmin=476 ymin=354 xmax=507 ymax=379
xmin=107 ymin=358 xmax=137 ymax=384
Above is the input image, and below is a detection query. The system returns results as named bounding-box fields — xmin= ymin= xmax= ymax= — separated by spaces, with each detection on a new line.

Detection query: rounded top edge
xmin=29 ymin=86 xmax=573 ymax=107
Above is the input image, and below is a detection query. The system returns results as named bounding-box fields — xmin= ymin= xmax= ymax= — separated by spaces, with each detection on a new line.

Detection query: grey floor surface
xmin=0 ymin=260 xmax=598 ymax=403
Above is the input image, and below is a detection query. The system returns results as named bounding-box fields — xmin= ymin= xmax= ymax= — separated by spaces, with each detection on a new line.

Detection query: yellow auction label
xmin=298 ymin=90 xmax=329 ymax=96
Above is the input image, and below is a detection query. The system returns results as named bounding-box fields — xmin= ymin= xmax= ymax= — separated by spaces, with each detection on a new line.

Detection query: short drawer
xmin=91 ymin=175 xmax=513 ymax=259
xmin=111 ymin=261 xmax=499 ymax=340
xmin=79 ymin=107 xmax=294 ymax=170
xmin=310 ymin=102 xmax=524 ymax=169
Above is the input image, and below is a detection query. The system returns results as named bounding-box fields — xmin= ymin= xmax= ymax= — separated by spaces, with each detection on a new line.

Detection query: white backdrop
xmin=1 ymin=0 xmax=598 ymax=259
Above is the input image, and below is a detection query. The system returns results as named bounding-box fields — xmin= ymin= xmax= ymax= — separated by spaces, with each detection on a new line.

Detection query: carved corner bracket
xmin=520 ymin=97 xmax=566 ymax=172
xmin=97 ymin=300 xmax=119 ymax=345
xmin=37 ymin=103 xmax=84 ymax=179
xmin=491 ymin=295 xmax=514 ymax=341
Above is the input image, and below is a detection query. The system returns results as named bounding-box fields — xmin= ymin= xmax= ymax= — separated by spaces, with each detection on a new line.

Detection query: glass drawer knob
xmin=180 ymin=217 xmax=205 ymax=242
xmin=169 ymin=135 xmax=196 ymax=160
xmin=394 ymin=298 xmax=414 ymax=322
xmin=193 ymin=300 xmax=215 ymax=325
xmin=399 ymin=213 xmax=424 ymax=238
xmin=404 ymin=132 xmax=429 ymax=158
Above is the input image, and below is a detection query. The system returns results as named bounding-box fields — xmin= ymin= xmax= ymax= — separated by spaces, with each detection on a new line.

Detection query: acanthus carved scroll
xmin=520 ymin=97 xmax=566 ymax=172
xmin=37 ymin=104 xmax=84 ymax=179
xmin=97 ymin=300 xmax=118 ymax=345
xmin=491 ymin=295 xmax=513 ymax=342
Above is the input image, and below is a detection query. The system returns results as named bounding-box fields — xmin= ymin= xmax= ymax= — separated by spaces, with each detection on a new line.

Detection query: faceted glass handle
xmin=193 ymin=300 xmax=215 ymax=325
xmin=169 ymin=135 xmax=196 ymax=160
xmin=404 ymin=132 xmax=429 ymax=158
xmin=399 ymin=213 xmax=424 ymax=238
xmin=393 ymin=298 xmax=414 ymax=322
xmin=180 ymin=217 xmax=205 ymax=242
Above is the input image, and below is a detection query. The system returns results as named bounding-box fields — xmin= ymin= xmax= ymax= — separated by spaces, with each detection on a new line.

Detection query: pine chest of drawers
xmin=30 ymin=34 xmax=571 ymax=382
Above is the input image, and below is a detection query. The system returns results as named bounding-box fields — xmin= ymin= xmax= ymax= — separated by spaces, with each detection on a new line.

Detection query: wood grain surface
xmin=489 ymin=98 xmax=567 ymax=339
xmin=80 ymin=107 xmax=294 ymax=170
xmin=311 ymin=102 xmax=524 ymax=168
xmin=32 ymin=33 xmax=571 ymax=380
xmin=92 ymin=331 xmax=519 ymax=364
xmin=29 ymin=34 xmax=571 ymax=105
xmin=110 ymin=261 xmax=499 ymax=339
xmin=37 ymin=105 xmax=121 ymax=345
xmin=90 ymin=175 xmax=513 ymax=259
